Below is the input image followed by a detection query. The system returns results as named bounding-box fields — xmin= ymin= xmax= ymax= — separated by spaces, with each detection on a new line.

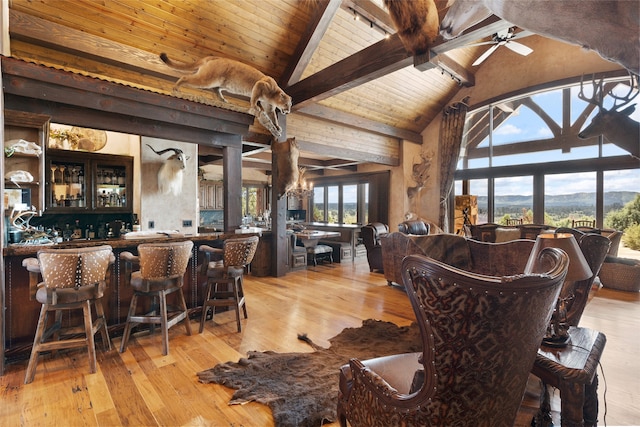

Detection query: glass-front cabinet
xmin=46 ymin=149 xmax=132 ymax=212
xmin=3 ymin=110 xmax=49 ymax=213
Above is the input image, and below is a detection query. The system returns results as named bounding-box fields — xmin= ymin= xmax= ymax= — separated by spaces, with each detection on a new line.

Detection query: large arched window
xmin=454 ymin=75 xmax=639 ymax=229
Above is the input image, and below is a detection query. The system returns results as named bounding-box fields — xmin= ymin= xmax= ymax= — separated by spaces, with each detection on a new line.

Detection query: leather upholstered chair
xmin=199 ymin=235 xmax=259 ymax=333
xmin=398 ymin=219 xmax=429 ymax=235
xmin=337 ymin=248 xmax=568 ymax=427
xmin=120 ymin=240 xmax=193 ymax=356
xmin=23 ymin=245 xmax=114 ymax=384
xmin=360 ymin=222 xmax=388 ymax=272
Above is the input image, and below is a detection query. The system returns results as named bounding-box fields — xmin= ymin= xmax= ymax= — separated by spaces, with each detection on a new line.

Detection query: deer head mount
xmin=577 ymin=74 xmax=639 ymax=159
xmin=146 ymin=144 xmax=190 ymax=196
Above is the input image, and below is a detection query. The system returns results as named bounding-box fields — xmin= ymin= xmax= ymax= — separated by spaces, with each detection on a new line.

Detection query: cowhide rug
xmin=197 ymin=319 xmax=421 ymax=427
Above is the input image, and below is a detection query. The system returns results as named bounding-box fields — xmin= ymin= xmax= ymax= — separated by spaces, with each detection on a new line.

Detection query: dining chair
xmin=199 ymin=236 xmax=259 ymax=333
xmin=23 ymin=245 xmax=114 ymax=384
xmin=572 ymin=219 xmax=596 ymax=228
xmin=120 ymin=240 xmax=193 ymax=356
xmin=506 ymin=217 xmax=523 ymax=225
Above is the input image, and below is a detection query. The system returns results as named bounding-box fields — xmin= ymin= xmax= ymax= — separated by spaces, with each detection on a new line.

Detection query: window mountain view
xmin=481 ymin=191 xmax=638 ymax=224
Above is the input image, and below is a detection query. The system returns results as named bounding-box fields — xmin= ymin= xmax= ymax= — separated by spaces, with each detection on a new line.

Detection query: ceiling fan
xmin=470 ymin=28 xmax=533 ymax=66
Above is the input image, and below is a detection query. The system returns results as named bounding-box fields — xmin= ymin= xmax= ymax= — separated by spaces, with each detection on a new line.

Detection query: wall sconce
xmin=525 ymin=233 xmax=592 ymax=347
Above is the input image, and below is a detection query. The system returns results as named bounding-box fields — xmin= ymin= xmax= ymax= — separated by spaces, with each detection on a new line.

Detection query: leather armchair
xmin=398 ymin=219 xmax=429 ymax=235
xmin=337 ymin=248 xmax=568 ymax=427
xmin=360 ymin=222 xmax=388 ymax=272
xmin=398 ymin=218 xmax=443 ymax=235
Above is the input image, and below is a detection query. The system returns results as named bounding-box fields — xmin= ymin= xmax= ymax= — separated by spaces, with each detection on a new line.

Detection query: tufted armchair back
xmin=338 ymin=247 xmax=567 ymax=427
xmin=137 ymin=240 xmax=193 ymax=280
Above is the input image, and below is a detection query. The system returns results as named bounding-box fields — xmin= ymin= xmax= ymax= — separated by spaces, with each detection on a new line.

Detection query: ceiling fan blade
xmin=472 ymin=44 xmax=500 ymax=66
xmin=506 ymin=41 xmax=533 ymax=56
xmin=465 ymin=40 xmax=497 ymax=48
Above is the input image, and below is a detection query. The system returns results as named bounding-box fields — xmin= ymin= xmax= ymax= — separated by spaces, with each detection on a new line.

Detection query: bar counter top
xmin=2 ymin=231 xmax=261 ymax=257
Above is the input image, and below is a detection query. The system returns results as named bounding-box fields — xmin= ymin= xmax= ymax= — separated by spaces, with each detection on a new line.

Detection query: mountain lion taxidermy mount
xmin=384 ymin=0 xmax=439 ymax=55
xmin=160 ymin=53 xmax=292 ymax=138
xmin=271 ymin=137 xmax=300 ymax=199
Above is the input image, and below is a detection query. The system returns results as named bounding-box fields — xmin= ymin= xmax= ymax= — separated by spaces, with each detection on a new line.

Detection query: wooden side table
xmin=532 ymin=327 xmax=606 ymax=427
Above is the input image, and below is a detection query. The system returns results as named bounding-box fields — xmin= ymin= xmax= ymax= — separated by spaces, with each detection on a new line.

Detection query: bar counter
xmin=2 ymin=231 xmax=270 ymax=364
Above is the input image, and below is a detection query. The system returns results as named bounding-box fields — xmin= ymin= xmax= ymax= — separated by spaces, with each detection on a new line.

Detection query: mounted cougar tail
xmin=159 ymin=53 xmax=205 ymax=72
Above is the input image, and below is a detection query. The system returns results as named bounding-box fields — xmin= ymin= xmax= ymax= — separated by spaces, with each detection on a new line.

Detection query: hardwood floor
xmin=1 ymin=257 xmax=638 ymax=426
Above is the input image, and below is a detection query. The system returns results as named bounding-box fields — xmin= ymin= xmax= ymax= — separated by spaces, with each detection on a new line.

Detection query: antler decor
xmin=577 ymin=74 xmax=639 ymax=159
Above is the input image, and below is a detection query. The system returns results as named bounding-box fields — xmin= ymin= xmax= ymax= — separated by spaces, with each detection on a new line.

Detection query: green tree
xmin=623 ymin=224 xmax=640 ymax=250
xmin=605 ymin=194 xmax=640 ymax=232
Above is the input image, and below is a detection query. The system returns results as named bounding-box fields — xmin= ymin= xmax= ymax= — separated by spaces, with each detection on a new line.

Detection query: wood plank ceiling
xmin=6 ymin=0 xmax=510 ymax=175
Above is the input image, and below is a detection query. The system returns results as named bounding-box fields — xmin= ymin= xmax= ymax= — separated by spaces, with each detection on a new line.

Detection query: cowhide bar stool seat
xmin=120 ymin=240 xmax=193 ymax=356
xmin=199 ymin=236 xmax=259 ymax=333
xmin=22 ymin=245 xmax=114 ymax=384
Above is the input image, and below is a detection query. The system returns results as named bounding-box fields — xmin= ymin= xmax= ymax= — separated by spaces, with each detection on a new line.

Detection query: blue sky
xmin=463 ymin=79 xmax=639 ymax=196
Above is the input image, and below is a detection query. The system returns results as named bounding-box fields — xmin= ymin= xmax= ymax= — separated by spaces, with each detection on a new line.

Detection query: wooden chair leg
xmin=120 ymin=294 xmax=139 ymax=353
xmin=232 ymin=277 xmax=242 ymax=332
xmin=176 ymin=286 xmax=192 ymax=336
xmin=199 ymin=281 xmax=213 ymax=333
xmin=25 ymin=304 xmax=48 ymax=384
xmin=82 ymin=300 xmax=97 ymax=374
xmin=159 ymin=290 xmax=170 ymax=356
xmin=238 ymin=276 xmax=248 ymax=319
xmin=94 ymin=298 xmax=112 ymax=351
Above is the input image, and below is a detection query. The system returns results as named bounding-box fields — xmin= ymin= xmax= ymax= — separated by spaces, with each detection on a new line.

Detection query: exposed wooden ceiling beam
xmin=280 ymin=0 xmax=342 ymax=87
xmin=288 ymin=15 xmax=506 ymax=107
xmin=287 ymin=33 xmax=411 ymax=108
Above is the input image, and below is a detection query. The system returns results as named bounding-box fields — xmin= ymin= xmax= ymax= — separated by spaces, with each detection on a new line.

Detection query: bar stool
xmin=23 ymin=245 xmax=114 ymax=384
xmin=199 ymin=236 xmax=259 ymax=333
xmin=120 ymin=240 xmax=193 ymax=356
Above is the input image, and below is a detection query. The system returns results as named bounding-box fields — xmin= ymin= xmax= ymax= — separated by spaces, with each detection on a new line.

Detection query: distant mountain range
xmin=478 ymin=191 xmax=637 ymax=211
